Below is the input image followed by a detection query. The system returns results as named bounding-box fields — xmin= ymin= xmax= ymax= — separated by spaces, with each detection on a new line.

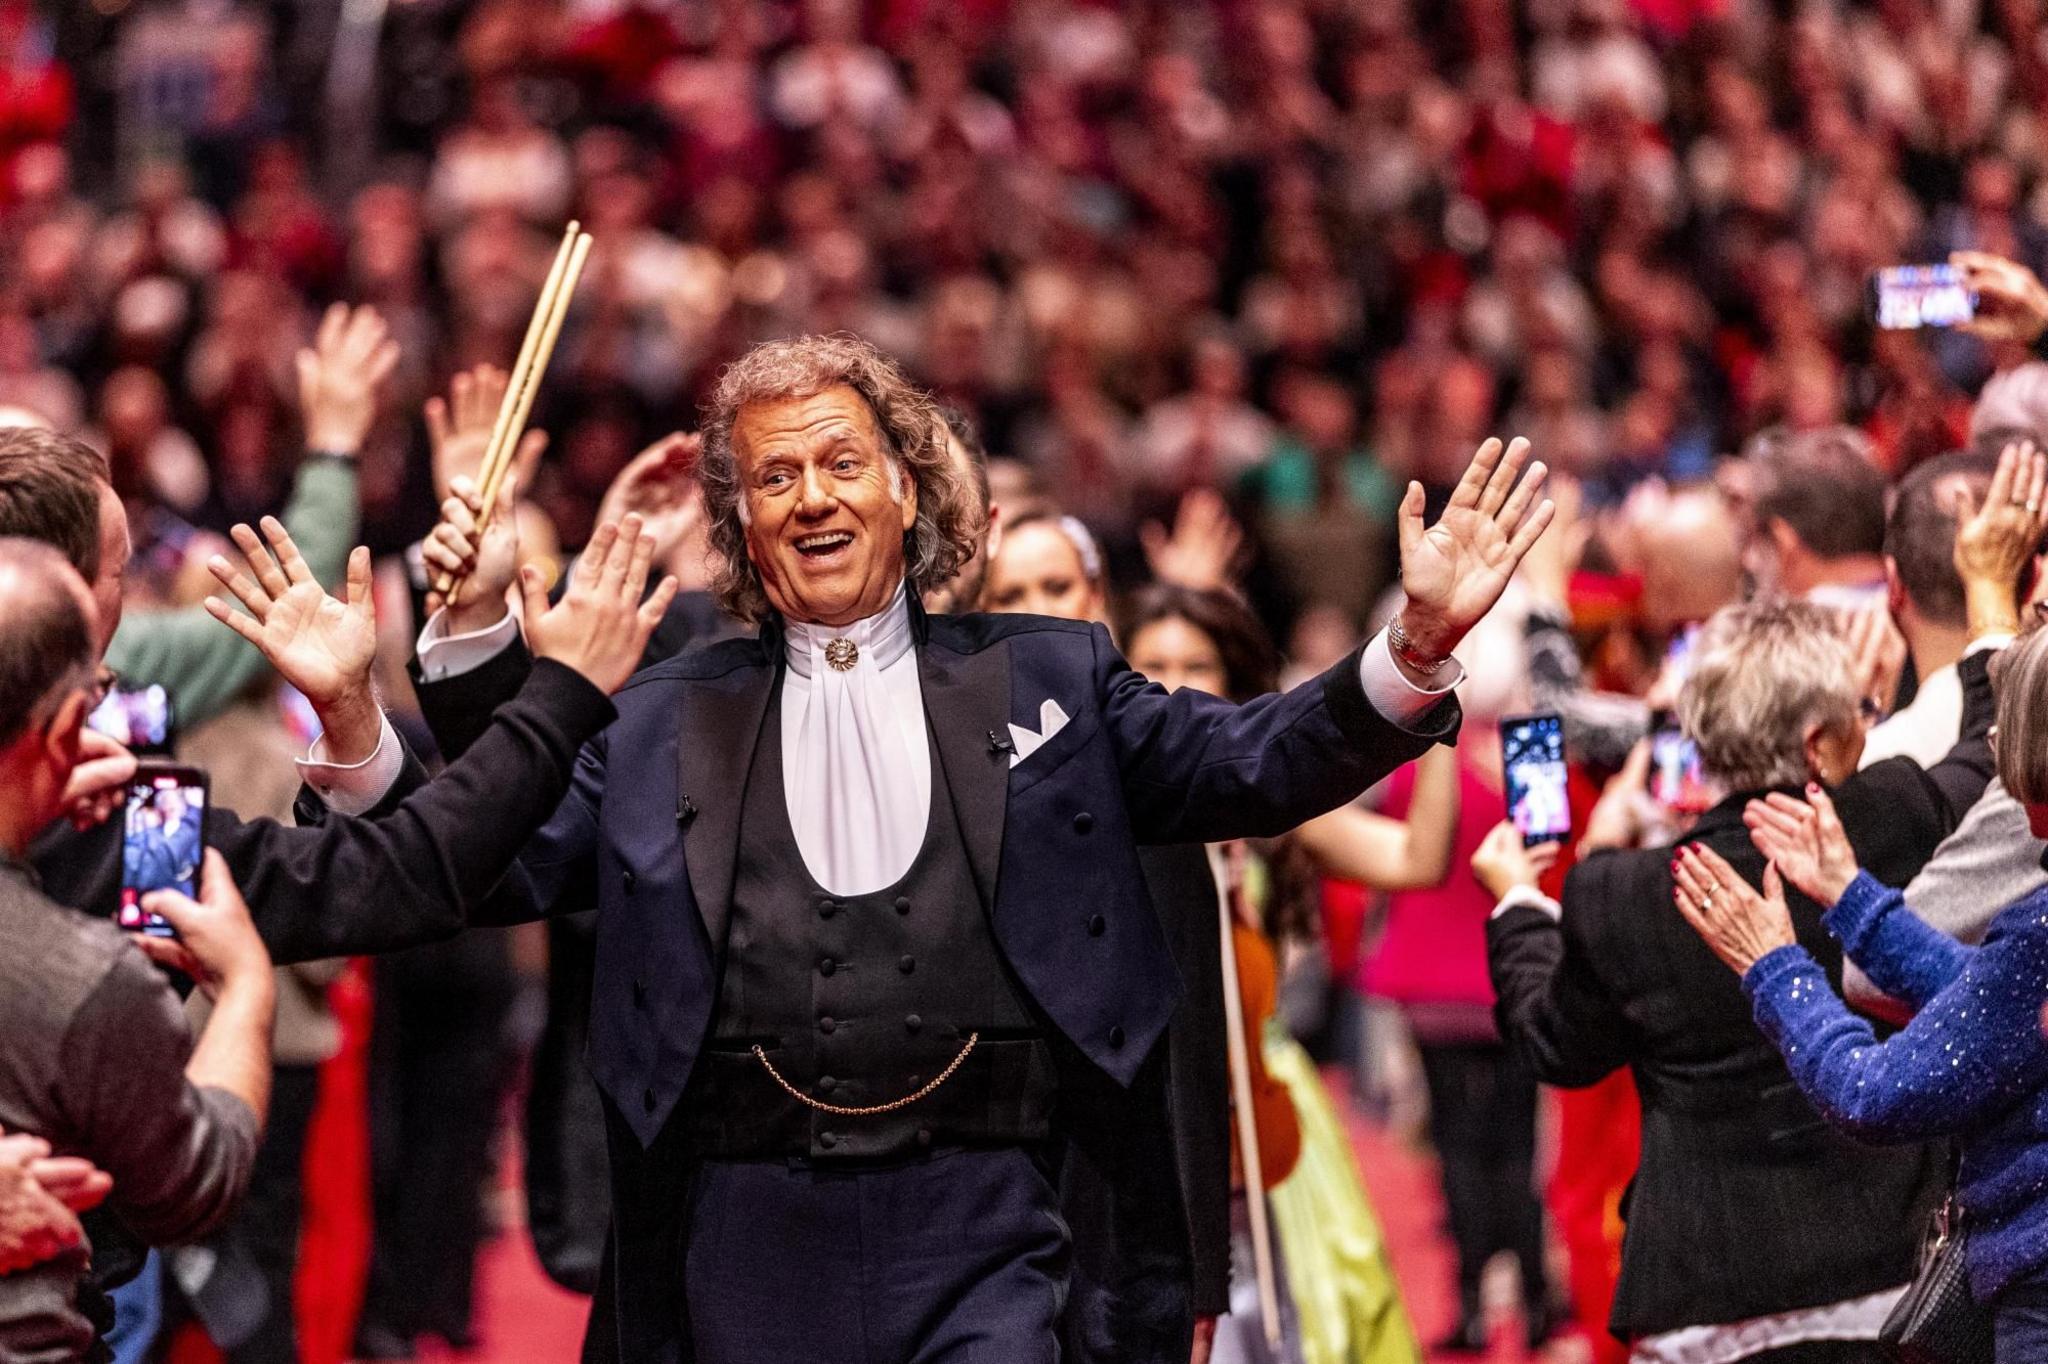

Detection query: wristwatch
xmin=1388 ymin=614 xmax=1452 ymax=677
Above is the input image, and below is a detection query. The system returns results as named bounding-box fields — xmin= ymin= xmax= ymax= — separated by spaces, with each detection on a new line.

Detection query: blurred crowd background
xmin=10 ymin=0 xmax=2048 ymax=1360
xmin=9 ymin=0 xmax=2048 ymax=637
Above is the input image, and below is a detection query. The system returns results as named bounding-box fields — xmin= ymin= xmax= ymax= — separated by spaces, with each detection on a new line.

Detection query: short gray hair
xmin=699 ymin=334 xmax=980 ymax=623
xmin=1971 ymin=362 xmax=2048 ymax=448
xmin=1994 ymin=625 xmax=2048 ymax=805
xmin=1678 ymin=598 xmax=1860 ymax=792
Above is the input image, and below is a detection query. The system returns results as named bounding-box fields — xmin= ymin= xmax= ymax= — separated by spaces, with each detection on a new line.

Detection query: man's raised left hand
xmin=1393 ymin=435 xmax=1554 ymax=667
xmin=205 ymin=520 xmax=382 ymax=763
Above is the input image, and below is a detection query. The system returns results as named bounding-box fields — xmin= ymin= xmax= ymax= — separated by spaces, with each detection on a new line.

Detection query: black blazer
xmin=1488 ymin=649 xmax=1995 ymax=1340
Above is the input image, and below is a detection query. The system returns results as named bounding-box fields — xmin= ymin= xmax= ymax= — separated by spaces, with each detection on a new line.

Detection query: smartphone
xmin=1868 ymin=264 xmax=1977 ymax=330
xmin=1647 ymin=710 xmax=1712 ymax=813
xmin=1664 ymin=623 xmax=1701 ymax=686
xmin=117 ymin=765 xmax=208 ymax=938
xmin=1500 ymin=712 xmax=1571 ymax=848
xmin=87 ymin=682 xmax=175 ymax=756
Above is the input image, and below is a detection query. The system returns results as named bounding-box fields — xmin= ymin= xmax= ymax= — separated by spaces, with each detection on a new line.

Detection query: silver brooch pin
xmin=824 ymin=638 xmax=859 ymax=671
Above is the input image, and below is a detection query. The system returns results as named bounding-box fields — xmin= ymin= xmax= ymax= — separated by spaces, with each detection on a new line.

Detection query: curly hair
xmin=699 ymin=335 xmax=981 ymax=622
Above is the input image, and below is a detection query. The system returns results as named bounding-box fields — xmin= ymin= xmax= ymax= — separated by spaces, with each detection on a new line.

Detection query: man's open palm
xmin=1396 ymin=436 xmax=1554 ymax=656
xmin=205 ymin=519 xmax=376 ymax=709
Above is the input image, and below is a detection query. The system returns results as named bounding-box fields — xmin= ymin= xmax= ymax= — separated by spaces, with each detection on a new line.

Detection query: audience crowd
xmin=7 ymin=0 xmax=2048 ymax=1361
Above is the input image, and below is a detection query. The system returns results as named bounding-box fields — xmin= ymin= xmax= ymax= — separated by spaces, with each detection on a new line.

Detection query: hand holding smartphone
xmin=117 ymin=765 xmax=208 ymax=939
xmin=1500 ymin=713 xmax=1571 ymax=848
xmin=87 ymin=683 xmax=174 ymax=756
xmin=1868 ymin=264 xmax=1977 ymax=330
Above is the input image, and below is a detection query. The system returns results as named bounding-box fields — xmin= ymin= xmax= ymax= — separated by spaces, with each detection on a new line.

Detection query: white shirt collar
xmin=782 ymin=582 xmax=915 ymax=679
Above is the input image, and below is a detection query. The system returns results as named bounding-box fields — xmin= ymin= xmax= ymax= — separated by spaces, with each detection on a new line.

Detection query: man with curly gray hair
xmin=408 ymin=332 xmax=1555 ymax=1364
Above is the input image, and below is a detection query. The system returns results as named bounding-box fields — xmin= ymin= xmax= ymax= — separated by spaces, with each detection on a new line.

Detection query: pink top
xmin=1355 ymin=758 xmax=1505 ymax=1009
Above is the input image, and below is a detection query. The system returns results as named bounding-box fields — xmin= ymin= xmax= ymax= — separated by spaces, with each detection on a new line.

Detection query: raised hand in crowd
xmin=1672 ymin=843 xmax=1798 ymax=976
xmin=1745 ymin=784 xmax=1859 ymax=909
xmin=1393 ymin=435 xmax=1554 ymax=676
xmin=58 ymin=724 xmax=138 ymax=831
xmin=0 ymin=1132 xmax=84 ymax=1275
xmin=425 ymin=364 xmax=548 ymax=504
xmin=1140 ymin=487 xmax=1244 ymax=593
xmin=1470 ymin=822 xmax=1562 ymax=902
xmin=296 ymin=303 xmax=401 ymax=458
xmin=203 ymin=520 xmax=382 ymax=763
xmin=1515 ymin=471 xmax=1585 ymax=610
xmin=592 ymin=432 xmax=705 ymax=580
xmin=422 ymin=474 xmax=520 ymax=631
xmin=1953 ymin=250 xmax=2048 ymax=347
xmin=523 ymin=513 xmax=679 ymax=695
xmin=1953 ymin=438 xmax=2048 ymax=636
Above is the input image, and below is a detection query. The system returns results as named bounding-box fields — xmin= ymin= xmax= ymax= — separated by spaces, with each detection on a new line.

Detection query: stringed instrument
xmin=1227 ymin=917 xmax=1301 ymax=1189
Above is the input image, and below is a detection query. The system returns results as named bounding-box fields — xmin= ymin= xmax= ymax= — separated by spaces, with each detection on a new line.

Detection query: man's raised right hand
xmin=524 ymin=514 xmax=679 ymax=695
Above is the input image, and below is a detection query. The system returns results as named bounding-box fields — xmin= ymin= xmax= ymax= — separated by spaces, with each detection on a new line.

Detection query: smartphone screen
xmin=1648 ymin=713 xmax=1712 ymax=813
xmin=1869 ymin=264 xmax=1977 ymax=330
xmin=118 ymin=766 xmax=208 ymax=938
xmin=1500 ymin=712 xmax=1570 ymax=848
xmin=87 ymin=683 xmax=175 ymax=756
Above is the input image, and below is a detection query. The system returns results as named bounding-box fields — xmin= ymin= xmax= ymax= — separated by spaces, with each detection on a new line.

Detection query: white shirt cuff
xmin=296 ymin=714 xmax=404 ymax=815
xmin=416 ymin=607 xmax=520 ymax=683
xmin=1358 ymin=627 xmax=1465 ymax=731
xmin=1491 ymin=883 xmax=1563 ymax=921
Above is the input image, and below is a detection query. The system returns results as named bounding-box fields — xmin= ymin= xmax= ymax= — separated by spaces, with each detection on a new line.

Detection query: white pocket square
xmin=1007 ymin=698 xmax=1071 ymax=768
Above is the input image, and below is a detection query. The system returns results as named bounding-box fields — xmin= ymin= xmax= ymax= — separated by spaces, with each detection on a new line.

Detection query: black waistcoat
xmin=682 ymin=680 xmax=1055 ymax=1161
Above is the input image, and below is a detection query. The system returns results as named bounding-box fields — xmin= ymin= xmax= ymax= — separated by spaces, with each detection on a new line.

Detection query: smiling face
xmin=732 ymin=386 xmax=918 ymax=626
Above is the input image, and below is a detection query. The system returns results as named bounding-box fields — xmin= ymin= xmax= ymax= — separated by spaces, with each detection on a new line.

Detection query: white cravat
xmin=781 ymin=585 xmax=931 ymax=895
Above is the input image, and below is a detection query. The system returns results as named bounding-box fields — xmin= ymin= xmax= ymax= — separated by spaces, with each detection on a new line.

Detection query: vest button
xmin=622 ymin=869 xmax=637 ymax=893
xmin=908 ymin=1074 xmax=922 ymax=1088
xmin=905 ymin=1014 xmax=923 ymax=1033
xmin=899 ymin=955 xmax=916 ymax=974
xmin=818 ymin=957 xmax=836 ymax=977
xmin=895 ymin=895 xmax=912 ymax=915
xmin=1073 ymin=812 xmax=1094 ymax=833
xmin=1108 ymin=1025 xmax=1126 ymax=1049
xmin=818 ymin=1016 xmax=836 ymax=1035
xmin=917 ymin=1128 xmax=933 ymax=1148
xmin=819 ymin=1131 xmax=838 ymax=1150
xmin=818 ymin=1076 xmax=835 ymax=1093
xmin=642 ymin=1087 xmax=657 ymax=1113
xmin=819 ymin=900 xmax=837 ymax=920
xmin=1087 ymin=914 xmax=1107 ymax=937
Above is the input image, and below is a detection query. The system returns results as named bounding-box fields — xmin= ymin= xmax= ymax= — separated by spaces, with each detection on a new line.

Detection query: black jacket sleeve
xmin=34 ymin=661 xmax=615 ymax=965
xmin=1487 ymin=859 xmax=1634 ymax=1087
xmin=410 ymin=634 xmax=536 ymax=762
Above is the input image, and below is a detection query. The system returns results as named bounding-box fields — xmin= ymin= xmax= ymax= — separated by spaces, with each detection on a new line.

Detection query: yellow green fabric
xmin=1263 ymin=1030 xmax=1423 ymax=1364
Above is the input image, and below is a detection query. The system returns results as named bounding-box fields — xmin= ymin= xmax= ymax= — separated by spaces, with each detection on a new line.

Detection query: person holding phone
xmin=1471 ymin=439 xmax=2042 ymax=1362
xmin=0 ymin=538 xmax=276 ymax=1361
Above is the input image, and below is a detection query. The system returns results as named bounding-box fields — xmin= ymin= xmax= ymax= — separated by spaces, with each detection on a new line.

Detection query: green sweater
xmin=105 ymin=457 xmax=359 ymax=730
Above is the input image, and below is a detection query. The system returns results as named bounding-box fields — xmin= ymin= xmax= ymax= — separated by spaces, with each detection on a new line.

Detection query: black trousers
xmin=682 ymin=1147 xmax=1071 ymax=1364
xmin=1416 ymin=1039 xmax=1549 ymax=1314
xmin=225 ymin=1064 xmax=321 ymax=1364
xmin=356 ymin=933 xmax=518 ymax=1347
